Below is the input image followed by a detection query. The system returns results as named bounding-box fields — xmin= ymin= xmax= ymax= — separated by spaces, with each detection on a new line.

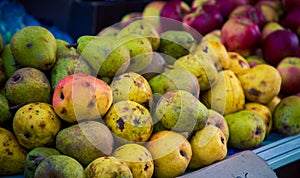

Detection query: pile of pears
xmin=0 ymin=16 xmax=298 ymax=178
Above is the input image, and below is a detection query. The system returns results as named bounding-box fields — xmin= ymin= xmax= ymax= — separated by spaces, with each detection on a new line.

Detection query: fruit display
xmin=0 ymin=0 xmax=300 ymax=177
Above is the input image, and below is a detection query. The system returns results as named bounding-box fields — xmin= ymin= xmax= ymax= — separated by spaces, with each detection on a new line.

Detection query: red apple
xmin=276 ymin=57 xmax=300 ymax=95
xmin=221 ymin=17 xmax=261 ymax=57
xmin=160 ymin=0 xmax=190 ymax=22
xmin=160 ymin=0 xmax=190 ymax=31
xmin=281 ymin=8 xmax=300 ymax=37
xmin=183 ymin=5 xmax=223 ymax=36
xmin=214 ymin=0 xmax=248 ymax=19
xmin=120 ymin=12 xmax=143 ymax=28
xmin=262 ymin=29 xmax=299 ymax=66
xmin=229 ymin=4 xmax=266 ymax=28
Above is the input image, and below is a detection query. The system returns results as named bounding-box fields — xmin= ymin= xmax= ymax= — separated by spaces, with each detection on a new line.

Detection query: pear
xmin=267 ymin=95 xmax=281 ymax=114
xmin=194 ymin=40 xmax=229 ymax=71
xmin=273 ymin=95 xmax=300 ymax=136
xmin=0 ymin=127 xmax=27 ymax=176
xmin=117 ymin=19 xmax=160 ymax=51
xmin=153 ymin=90 xmax=208 ymax=133
xmin=85 ymin=156 xmax=133 ymax=178
xmin=225 ymin=110 xmax=266 ymax=150
xmin=34 ymin=155 xmax=85 ymax=178
xmin=5 ymin=67 xmax=51 ymax=106
xmin=206 ymin=109 xmax=229 ymax=141
xmin=244 ymin=102 xmax=273 ymax=135
xmin=146 ymin=130 xmax=192 ymax=178
xmin=138 ymin=52 xmax=166 ymax=80
xmin=112 ymin=144 xmax=154 ymax=178
xmin=10 ymin=26 xmax=57 ymax=71
xmin=188 ymin=125 xmax=227 ymax=169
xmin=24 ymin=147 xmax=61 ymax=178
xmin=149 ymin=68 xmax=200 ymax=98
xmin=1 ymin=44 xmax=20 ymax=79
xmin=225 ymin=51 xmax=250 ymax=75
xmin=55 ymin=121 xmax=114 ymax=166
xmin=117 ymin=34 xmax=153 ymax=73
xmin=174 ymin=53 xmax=218 ymax=91
xmin=52 ymin=74 xmax=113 ymax=123
xmin=110 ymin=72 xmax=152 ymax=105
xmin=237 ymin=64 xmax=282 ymax=104
xmin=13 ymin=102 xmax=61 ymax=150
xmin=0 ymin=94 xmax=11 ymax=125
xmin=55 ymin=39 xmax=77 ymax=59
xmin=201 ymin=70 xmax=245 ymax=115
xmin=97 ymin=26 xmax=121 ymax=37
xmin=78 ymin=35 xmax=130 ymax=78
xmin=104 ymin=100 xmax=153 ymax=145
xmin=50 ymin=54 xmax=93 ymax=91
xmin=159 ymin=30 xmax=196 ymax=64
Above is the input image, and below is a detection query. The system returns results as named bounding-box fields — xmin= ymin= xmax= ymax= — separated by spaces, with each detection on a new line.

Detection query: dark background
xmin=19 ymin=0 xmax=193 ymax=41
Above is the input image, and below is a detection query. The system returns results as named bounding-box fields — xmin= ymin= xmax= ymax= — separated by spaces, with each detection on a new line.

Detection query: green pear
xmin=56 ymin=39 xmax=77 ymax=59
xmin=149 ymin=68 xmax=200 ymax=98
xmin=159 ymin=30 xmax=196 ymax=64
xmin=1 ymin=44 xmax=20 ymax=79
xmin=34 ymin=155 xmax=85 ymax=178
xmin=55 ymin=121 xmax=114 ymax=166
xmin=225 ymin=110 xmax=266 ymax=150
xmin=117 ymin=34 xmax=153 ymax=73
xmin=5 ymin=67 xmax=51 ymax=106
xmin=174 ymin=53 xmax=218 ymax=91
xmin=117 ymin=19 xmax=160 ymax=51
xmin=153 ymin=90 xmax=208 ymax=133
xmin=24 ymin=147 xmax=61 ymax=178
xmin=85 ymin=156 xmax=133 ymax=178
xmin=10 ymin=26 xmax=57 ymax=71
xmin=104 ymin=100 xmax=153 ymax=145
xmin=0 ymin=94 xmax=11 ymax=125
xmin=50 ymin=54 xmax=93 ymax=91
xmin=110 ymin=72 xmax=152 ymax=105
xmin=76 ymin=35 xmax=96 ymax=55
xmin=79 ymin=35 xmax=130 ymax=78
xmin=273 ymin=95 xmax=300 ymax=136
xmin=0 ymin=127 xmax=27 ymax=176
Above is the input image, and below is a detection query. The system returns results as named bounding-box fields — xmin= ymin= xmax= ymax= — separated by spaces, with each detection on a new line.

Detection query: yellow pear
xmin=188 ymin=125 xmax=227 ymax=169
